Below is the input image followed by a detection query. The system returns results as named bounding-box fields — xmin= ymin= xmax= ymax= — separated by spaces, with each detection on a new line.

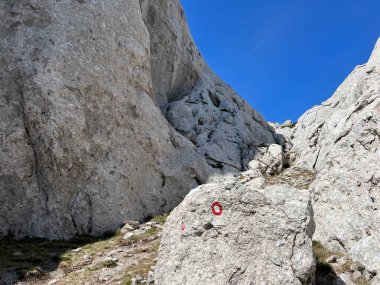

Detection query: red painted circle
xmin=211 ymin=202 xmax=223 ymax=215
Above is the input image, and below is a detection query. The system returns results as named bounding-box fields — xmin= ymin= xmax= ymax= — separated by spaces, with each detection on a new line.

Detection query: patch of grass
xmin=126 ymin=227 xmax=159 ymax=245
xmin=129 ymin=241 xmax=160 ymax=255
xmin=62 ymin=267 xmax=95 ymax=284
xmin=152 ymin=242 xmax=160 ymax=252
xmin=266 ymin=167 xmax=316 ymax=189
xmin=151 ymin=213 xmax=169 ymax=225
xmin=0 ymin=235 xmax=108 ymax=282
xmin=101 ymin=259 xmax=118 ymax=268
xmin=114 ymin=228 xmax=122 ymax=237
xmin=122 ymin=255 xmax=157 ymax=285
xmin=357 ymin=278 xmax=370 ymax=285
xmin=313 ymin=241 xmax=338 ymax=285
xmin=312 ymin=240 xmax=357 ymax=284
xmin=313 ymin=240 xmax=339 ymax=262
xmin=121 ymin=238 xmax=161 ymax=284
xmin=59 ymin=254 xmax=73 ymax=263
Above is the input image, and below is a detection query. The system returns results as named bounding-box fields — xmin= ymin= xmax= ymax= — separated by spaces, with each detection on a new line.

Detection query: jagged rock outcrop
xmin=0 ymin=0 xmax=280 ymax=239
xmin=155 ymin=171 xmax=316 ymax=285
xmin=140 ymin=0 xmax=283 ymax=173
xmin=287 ymin=38 xmax=380 ymax=275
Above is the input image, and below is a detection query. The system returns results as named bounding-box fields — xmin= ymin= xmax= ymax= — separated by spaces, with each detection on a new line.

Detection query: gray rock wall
xmin=141 ymin=0 xmax=283 ymax=173
xmin=290 ymin=39 xmax=380 ymax=270
xmin=0 ymin=0 xmax=213 ymax=239
xmin=0 ymin=0 xmax=280 ymax=239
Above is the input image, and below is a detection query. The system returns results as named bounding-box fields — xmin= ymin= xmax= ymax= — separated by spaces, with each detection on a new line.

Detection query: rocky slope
xmin=155 ymin=38 xmax=380 ymax=285
xmin=290 ymin=38 xmax=380 ymax=274
xmin=0 ymin=0 xmax=280 ymax=239
xmin=1 ymin=0 xmax=379 ymax=284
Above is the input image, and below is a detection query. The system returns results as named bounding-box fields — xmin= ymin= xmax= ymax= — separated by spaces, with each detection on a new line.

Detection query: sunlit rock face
xmin=0 ymin=0 xmax=280 ymax=239
xmin=155 ymin=173 xmax=315 ymax=285
xmin=290 ymin=38 xmax=380 ymax=271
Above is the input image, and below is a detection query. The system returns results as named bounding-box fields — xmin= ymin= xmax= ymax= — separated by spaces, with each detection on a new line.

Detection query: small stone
xmin=120 ymin=224 xmax=134 ymax=234
xmin=363 ymin=270 xmax=376 ymax=281
xmin=337 ymin=256 xmax=348 ymax=265
xmin=123 ymin=232 xmax=135 ymax=240
xmin=326 ymin=255 xmax=338 ymax=263
xmin=71 ymin=248 xmax=81 ymax=253
xmin=351 ymin=271 xmax=362 ymax=281
xmin=136 ymin=275 xmax=143 ymax=281
xmin=48 ymin=280 xmax=57 ymax=285
xmin=350 ymin=261 xmax=365 ymax=272
xmin=131 ymin=278 xmax=137 ymax=285
xmin=124 ymin=220 xmax=140 ymax=229
xmin=146 ymin=271 xmax=154 ymax=283
xmin=142 ymin=225 xmax=152 ymax=232
xmin=339 ymin=273 xmax=356 ymax=285
xmin=98 ymin=276 xmax=110 ymax=282
xmin=103 ymin=257 xmax=118 ymax=263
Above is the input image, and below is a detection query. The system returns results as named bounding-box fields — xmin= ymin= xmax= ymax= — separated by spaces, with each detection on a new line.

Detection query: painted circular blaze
xmin=211 ymin=202 xmax=223 ymax=215
xmin=181 ymin=225 xmax=186 ymax=231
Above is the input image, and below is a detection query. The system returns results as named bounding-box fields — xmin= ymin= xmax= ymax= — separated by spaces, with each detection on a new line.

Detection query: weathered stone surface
xmin=248 ymin=144 xmax=287 ymax=175
xmin=0 ymin=0 xmax=281 ymax=239
xmin=0 ymin=0 xmax=215 ymax=239
xmin=141 ymin=0 xmax=283 ymax=173
xmin=155 ymin=173 xmax=315 ymax=285
xmin=288 ymin=38 xmax=380 ymax=258
xmin=350 ymin=233 xmax=380 ymax=273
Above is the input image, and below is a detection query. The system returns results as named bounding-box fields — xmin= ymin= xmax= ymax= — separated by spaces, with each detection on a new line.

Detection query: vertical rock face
xmin=140 ymin=0 xmax=283 ymax=173
xmin=289 ymin=38 xmax=380 ymax=271
xmin=0 ymin=0 xmax=211 ymax=239
xmin=0 ymin=0 xmax=280 ymax=239
xmin=155 ymin=171 xmax=316 ymax=285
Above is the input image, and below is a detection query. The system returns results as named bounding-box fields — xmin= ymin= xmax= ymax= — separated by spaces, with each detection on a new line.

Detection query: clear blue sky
xmin=181 ymin=0 xmax=380 ymax=122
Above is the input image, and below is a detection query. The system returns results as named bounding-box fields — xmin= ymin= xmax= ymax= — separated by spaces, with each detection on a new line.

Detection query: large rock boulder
xmin=289 ymin=38 xmax=380 ymax=268
xmin=0 ymin=0 xmax=281 ymax=239
xmin=155 ymin=171 xmax=316 ymax=285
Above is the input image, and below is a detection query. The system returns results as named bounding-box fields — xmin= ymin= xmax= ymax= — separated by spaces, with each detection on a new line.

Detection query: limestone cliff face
xmin=289 ymin=38 xmax=380 ymax=273
xmin=0 ymin=0 xmax=279 ymax=239
xmin=154 ymin=39 xmax=380 ymax=285
xmin=141 ymin=0 xmax=283 ymax=173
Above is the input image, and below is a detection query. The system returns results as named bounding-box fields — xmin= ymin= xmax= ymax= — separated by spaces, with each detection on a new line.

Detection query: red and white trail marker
xmin=211 ymin=202 xmax=223 ymax=216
